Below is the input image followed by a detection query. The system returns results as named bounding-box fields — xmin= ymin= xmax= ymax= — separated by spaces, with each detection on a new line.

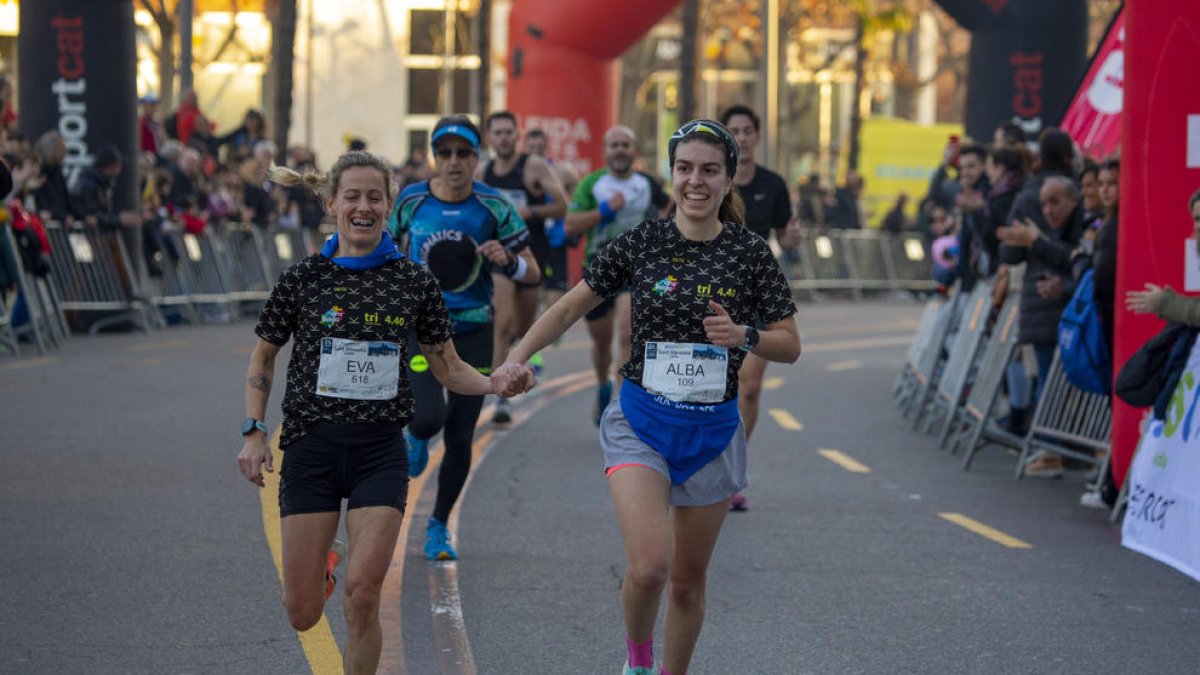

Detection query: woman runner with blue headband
xmin=503 ymin=120 xmax=801 ymax=674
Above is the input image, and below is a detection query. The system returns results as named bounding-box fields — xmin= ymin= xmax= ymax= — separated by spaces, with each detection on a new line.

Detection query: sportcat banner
xmin=1061 ymin=8 xmax=1125 ymax=160
xmin=1122 ymin=340 xmax=1200 ymax=583
xmin=18 ymin=0 xmax=138 ymax=211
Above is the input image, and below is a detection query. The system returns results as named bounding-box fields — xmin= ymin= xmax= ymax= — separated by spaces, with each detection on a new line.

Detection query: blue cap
xmin=431 ymin=124 xmax=480 ymax=150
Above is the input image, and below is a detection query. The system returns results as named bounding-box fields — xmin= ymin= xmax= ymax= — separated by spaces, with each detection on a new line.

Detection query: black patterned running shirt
xmin=583 ymin=219 xmax=796 ymax=402
xmin=255 ymin=255 xmax=453 ymax=447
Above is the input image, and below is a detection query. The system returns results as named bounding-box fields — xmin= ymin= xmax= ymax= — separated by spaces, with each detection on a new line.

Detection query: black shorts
xmin=585 ymin=287 xmax=627 ymax=322
xmin=279 ymin=420 xmax=408 ymax=516
xmin=542 ymin=245 xmax=569 ymax=292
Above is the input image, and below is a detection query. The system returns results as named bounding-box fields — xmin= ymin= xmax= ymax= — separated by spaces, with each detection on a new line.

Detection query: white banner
xmin=1121 ymin=340 xmax=1200 ymax=582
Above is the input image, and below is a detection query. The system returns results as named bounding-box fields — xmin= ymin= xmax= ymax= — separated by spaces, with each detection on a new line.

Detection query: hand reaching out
xmin=1126 ymin=283 xmax=1167 ymax=315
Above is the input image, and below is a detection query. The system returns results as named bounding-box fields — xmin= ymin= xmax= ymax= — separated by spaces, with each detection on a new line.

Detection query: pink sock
xmin=626 ymin=635 xmax=653 ymax=669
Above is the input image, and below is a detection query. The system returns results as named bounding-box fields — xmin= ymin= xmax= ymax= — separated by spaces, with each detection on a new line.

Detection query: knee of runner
xmin=285 ymin=599 xmax=325 ymax=632
xmin=626 ymin=559 xmax=670 ymax=593
xmin=341 ymin=578 xmax=383 ymax=625
xmin=667 ymin=577 xmax=706 ymax=610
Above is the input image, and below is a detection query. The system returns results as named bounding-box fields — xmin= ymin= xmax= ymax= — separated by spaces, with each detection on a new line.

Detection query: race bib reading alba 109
xmin=316 ymin=338 xmax=401 ymax=400
xmin=642 ymin=341 xmax=728 ymax=403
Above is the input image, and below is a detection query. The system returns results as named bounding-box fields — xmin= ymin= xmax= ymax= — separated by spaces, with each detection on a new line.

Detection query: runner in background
xmin=718 ymin=104 xmax=801 ymax=512
xmin=390 ymin=116 xmax=540 ymax=560
xmin=238 ymin=150 xmax=531 ymax=674
xmin=524 ymin=127 xmax=580 ymax=311
xmin=566 ymin=125 xmax=672 ymax=425
xmin=503 ymin=119 xmax=800 ymax=675
xmin=477 ymin=111 xmax=570 ymax=424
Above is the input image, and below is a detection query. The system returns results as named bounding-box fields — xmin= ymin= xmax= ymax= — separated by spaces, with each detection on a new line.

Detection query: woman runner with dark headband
xmin=503 ymin=120 xmax=801 ymax=674
xmin=237 ymin=150 xmax=532 ymax=675
xmin=389 ymin=115 xmax=540 ymax=561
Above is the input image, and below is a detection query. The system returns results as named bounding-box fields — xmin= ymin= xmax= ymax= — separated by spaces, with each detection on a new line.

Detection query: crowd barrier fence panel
xmin=903 ymin=290 xmax=962 ymax=424
xmin=44 ymin=223 xmax=154 ymax=335
xmin=1014 ymin=349 xmax=1112 ymax=480
xmin=894 ymin=298 xmax=944 ymax=408
xmin=4 ymin=225 xmax=54 ymax=354
xmin=789 ymin=230 xmax=938 ymax=298
xmin=214 ymin=225 xmax=273 ymax=312
xmin=929 ymin=283 xmax=995 ymax=444
xmin=955 ymin=298 xmax=1023 ymax=470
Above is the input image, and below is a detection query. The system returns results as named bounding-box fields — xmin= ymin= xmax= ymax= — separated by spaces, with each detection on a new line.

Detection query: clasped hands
xmin=996 ymin=217 xmax=1041 ymax=248
xmin=491 ymin=362 xmax=536 ymax=398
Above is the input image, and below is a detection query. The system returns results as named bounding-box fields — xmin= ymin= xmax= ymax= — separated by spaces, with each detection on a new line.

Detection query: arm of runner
xmin=237 ymin=338 xmax=282 ymax=487
xmin=477 ymin=239 xmax=541 ymax=285
xmin=422 ymin=338 xmax=532 ymax=397
xmin=702 ymin=302 xmax=801 ymax=363
xmin=526 ymin=155 xmax=568 ymax=220
xmin=506 ymin=281 xmax=606 ymax=366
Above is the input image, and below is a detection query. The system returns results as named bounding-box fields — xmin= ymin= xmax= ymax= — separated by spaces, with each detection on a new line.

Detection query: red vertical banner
xmin=1114 ymin=1 xmax=1200 ymax=486
xmin=1061 ymin=9 xmax=1125 ymax=160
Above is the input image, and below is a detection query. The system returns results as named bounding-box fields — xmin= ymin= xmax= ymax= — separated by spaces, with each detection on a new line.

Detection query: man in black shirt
xmin=718 ymin=104 xmax=799 ymax=511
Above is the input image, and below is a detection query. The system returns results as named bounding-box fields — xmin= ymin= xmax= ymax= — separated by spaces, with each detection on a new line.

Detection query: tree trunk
xmin=679 ymin=0 xmax=700 ymax=124
xmin=847 ymin=17 xmax=866 ymax=173
xmin=157 ymin=22 xmax=176 ymax=110
xmin=271 ymin=0 xmax=298 ymax=153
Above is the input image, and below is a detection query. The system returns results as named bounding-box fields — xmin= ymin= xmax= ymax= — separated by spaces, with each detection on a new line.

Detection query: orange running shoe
xmin=324 ymin=539 xmax=346 ymax=600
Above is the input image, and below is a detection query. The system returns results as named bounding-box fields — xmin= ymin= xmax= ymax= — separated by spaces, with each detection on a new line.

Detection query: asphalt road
xmin=1 ymin=300 xmax=1197 ymax=674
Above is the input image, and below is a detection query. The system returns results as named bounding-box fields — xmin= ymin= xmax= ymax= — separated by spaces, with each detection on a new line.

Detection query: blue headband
xmin=668 ymin=119 xmax=739 ymax=177
xmin=431 ymin=125 xmax=480 ymax=150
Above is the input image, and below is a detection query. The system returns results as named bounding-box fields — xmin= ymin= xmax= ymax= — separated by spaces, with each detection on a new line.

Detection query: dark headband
xmin=668 ymin=119 xmax=739 ymax=177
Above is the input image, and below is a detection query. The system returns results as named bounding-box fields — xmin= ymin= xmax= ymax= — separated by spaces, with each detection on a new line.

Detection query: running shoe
xmin=729 ymin=492 xmax=748 ymax=512
xmin=530 ymin=351 xmax=545 ymax=377
xmin=621 ymin=664 xmax=654 ymax=675
xmin=492 ymin=397 xmax=513 ymax=425
xmin=593 ymin=380 xmax=613 ymax=426
xmin=324 ymin=539 xmax=347 ymax=600
xmin=406 ymin=429 xmax=429 ymax=478
xmin=425 ymin=517 xmax=459 ymax=561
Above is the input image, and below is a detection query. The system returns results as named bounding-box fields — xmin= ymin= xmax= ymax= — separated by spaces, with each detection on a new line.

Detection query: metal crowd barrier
xmin=900 ymin=290 xmax=963 ymax=423
xmin=954 ymin=298 xmax=1022 ymax=470
xmin=790 ymin=230 xmax=937 ymax=297
xmin=893 ymin=297 xmax=947 ymax=410
xmin=927 ymin=283 xmax=995 ymax=444
xmin=1014 ymin=351 xmax=1112 ymax=480
xmin=44 ymin=222 xmax=156 ymax=335
xmin=3 ymin=224 xmax=71 ymax=355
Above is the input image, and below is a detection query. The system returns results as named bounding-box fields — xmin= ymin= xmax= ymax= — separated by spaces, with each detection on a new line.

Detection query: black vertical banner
xmin=938 ymin=0 xmax=1089 ymax=143
xmin=18 ymin=0 xmax=138 ymax=210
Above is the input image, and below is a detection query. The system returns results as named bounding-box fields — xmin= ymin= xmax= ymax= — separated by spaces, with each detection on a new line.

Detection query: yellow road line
xmin=826 ymin=360 xmax=861 ymax=372
xmin=2 ymin=357 xmax=57 ymax=370
xmin=126 ymin=339 xmax=189 ymax=352
xmin=768 ymin=408 xmax=803 ymax=431
xmin=259 ymin=429 xmax=344 ymax=674
xmin=817 ymin=448 xmax=871 ymax=473
xmin=141 ymin=357 xmax=164 ymax=366
xmin=763 ymin=377 xmax=784 ymax=390
xmin=938 ymin=513 xmax=1032 ymax=549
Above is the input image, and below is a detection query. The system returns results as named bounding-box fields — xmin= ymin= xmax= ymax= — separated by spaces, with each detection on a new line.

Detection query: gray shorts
xmin=600 ymin=397 xmax=749 ymax=507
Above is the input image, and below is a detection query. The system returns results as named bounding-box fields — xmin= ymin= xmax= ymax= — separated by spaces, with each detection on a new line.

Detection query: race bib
xmin=497 ymin=188 xmax=529 ymax=211
xmin=642 ymin=341 xmax=728 ymax=403
xmin=316 ymin=338 xmax=401 ymax=400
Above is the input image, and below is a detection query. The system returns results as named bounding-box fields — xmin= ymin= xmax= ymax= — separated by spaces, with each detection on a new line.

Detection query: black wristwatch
xmin=740 ymin=325 xmax=760 ymax=352
xmin=241 ymin=418 xmax=269 ymax=436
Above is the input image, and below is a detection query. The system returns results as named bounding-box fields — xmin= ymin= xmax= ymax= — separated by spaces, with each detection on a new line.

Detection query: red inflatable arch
xmin=506 ymin=0 xmax=681 ymax=177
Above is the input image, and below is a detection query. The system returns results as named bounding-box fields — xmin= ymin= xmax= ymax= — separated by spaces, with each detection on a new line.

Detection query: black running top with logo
xmin=583 ymin=219 xmax=796 ymax=402
xmin=255 ymin=255 xmax=453 ymax=447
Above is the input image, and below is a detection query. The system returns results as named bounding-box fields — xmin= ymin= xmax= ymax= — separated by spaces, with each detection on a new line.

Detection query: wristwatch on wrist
xmin=740 ymin=325 xmax=760 ymax=352
xmin=241 ymin=418 xmax=269 ymax=436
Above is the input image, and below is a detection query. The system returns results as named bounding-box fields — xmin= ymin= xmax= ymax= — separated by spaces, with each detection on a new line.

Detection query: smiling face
xmin=433 ymin=136 xmax=479 ymax=193
xmin=328 ymin=165 xmax=390 ymax=255
xmin=671 ymin=139 xmax=731 ymax=225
